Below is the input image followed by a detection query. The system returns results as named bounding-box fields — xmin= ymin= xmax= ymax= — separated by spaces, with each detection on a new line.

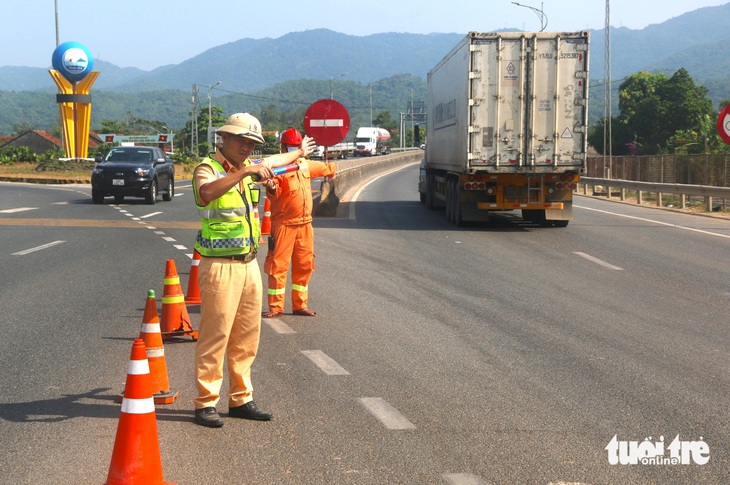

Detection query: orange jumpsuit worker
xmin=262 ymin=128 xmax=336 ymax=318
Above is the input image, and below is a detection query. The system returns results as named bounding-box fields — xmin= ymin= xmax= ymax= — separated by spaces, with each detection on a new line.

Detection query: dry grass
xmin=0 ymin=161 xmax=194 ymax=181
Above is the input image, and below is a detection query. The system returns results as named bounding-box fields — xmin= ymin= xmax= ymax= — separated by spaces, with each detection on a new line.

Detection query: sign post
xmin=303 ymin=99 xmax=350 ymax=161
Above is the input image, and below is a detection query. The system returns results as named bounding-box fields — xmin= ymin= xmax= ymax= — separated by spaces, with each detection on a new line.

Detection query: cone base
xmin=106 ymin=480 xmax=176 ymax=485
xmin=153 ymin=389 xmax=179 ymax=405
xmin=161 ymin=330 xmax=199 ymax=341
xmin=185 ymin=296 xmax=201 ymax=304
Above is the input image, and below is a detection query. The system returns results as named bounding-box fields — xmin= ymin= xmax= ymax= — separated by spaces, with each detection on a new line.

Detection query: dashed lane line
xmin=441 ymin=474 xmax=489 ymax=485
xmin=573 ymin=251 xmax=624 ymax=271
xmin=0 ymin=207 xmax=38 ymax=213
xmin=264 ymin=319 xmax=296 ymax=334
xmin=301 ymin=350 xmax=350 ymax=375
xmin=12 ymin=240 xmax=66 ymax=256
xmin=357 ymin=397 xmax=416 ymax=430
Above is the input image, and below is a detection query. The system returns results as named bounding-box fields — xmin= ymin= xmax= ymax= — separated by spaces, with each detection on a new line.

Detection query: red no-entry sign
xmin=717 ymin=104 xmax=730 ymax=145
xmin=303 ymin=99 xmax=350 ymax=147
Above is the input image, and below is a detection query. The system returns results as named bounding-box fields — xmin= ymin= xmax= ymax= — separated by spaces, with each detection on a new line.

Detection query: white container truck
xmin=423 ymin=31 xmax=589 ymax=227
xmin=354 ymin=127 xmax=391 ymax=156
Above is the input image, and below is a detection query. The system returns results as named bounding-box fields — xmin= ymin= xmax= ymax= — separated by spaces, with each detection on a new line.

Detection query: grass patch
xmin=0 ymin=160 xmax=194 ymax=180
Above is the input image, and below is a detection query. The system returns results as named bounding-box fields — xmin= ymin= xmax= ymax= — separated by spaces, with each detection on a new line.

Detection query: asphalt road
xmin=0 ymin=168 xmax=728 ymax=484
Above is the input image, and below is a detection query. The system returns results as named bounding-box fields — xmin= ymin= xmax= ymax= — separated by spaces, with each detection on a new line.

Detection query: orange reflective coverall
xmin=263 ymin=159 xmax=336 ymax=314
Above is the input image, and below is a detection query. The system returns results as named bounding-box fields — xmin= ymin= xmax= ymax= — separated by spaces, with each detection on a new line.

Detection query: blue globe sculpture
xmin=51 ymin=42 xmax=94 ymax=83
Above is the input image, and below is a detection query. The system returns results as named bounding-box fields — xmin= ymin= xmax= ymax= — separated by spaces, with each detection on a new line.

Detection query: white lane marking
xmin=357 ymin=397 xmax=416 ymax=430
xmin=140 ymin=212 xmax=162 ymax=219
xmin=301 ymin=350 xmax=350 ymax=375
xmin=154 ymin=231 xmax=165 ymax=235
xmin=442 ymin=473 xmax=489 ymax=485
xmin=0 ymin=207 xmax=37 ymax=213
xmin=174 ymin=244 xmax=188 ymax=250
xmin=12 ymin=240 xmax=65 ymax=256
xmin=349 ymin=162 xmax=420 ymax=220
xmin=573 ymin=252 xmax=624 ymax=271
xmin=265 ymin=319 xmax=296 ymax=334
xmin=575 ymin=205 xmax=730 ymax=239
xmin=162 ymin=237 xmax=176 ymax=242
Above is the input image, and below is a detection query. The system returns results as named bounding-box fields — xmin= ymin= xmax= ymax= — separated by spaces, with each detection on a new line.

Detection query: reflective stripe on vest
xmin=194 ymin=158 xmax=260 ymax=256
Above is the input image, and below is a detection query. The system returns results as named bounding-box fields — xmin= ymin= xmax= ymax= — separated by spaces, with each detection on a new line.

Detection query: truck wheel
xmin=145 ymin=180 xmax=158 ymax=205
xmin=445 ymin=179 xmax=453 ymax=222
xmin=453 ymin=185 xmax=464 ymax=227
xmin=92 ymin=190 xmax=104 ymax=204
xmin=425 ymin=174 xmax=436 ymax=210
xmin=162 ymin=177 xmax=174 ymax=201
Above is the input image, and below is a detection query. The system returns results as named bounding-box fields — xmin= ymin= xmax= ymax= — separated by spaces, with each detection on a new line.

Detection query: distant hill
xmin=2 ymin=4 xmax=730 ymax=134
xmin=3 ymin=4 xmax=730 ymax=93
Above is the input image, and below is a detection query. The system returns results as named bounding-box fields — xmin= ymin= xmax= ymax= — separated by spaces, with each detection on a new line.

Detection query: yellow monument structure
xmin=49 ymin=42 xmax=99 ymax=159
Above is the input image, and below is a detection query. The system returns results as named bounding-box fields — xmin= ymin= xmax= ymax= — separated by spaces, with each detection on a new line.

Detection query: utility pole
xmin=54 ymin=0 xmax=60 ymax=46
xmin=207 ymin=81 xmax=222 ymax=150
xmin=604 ymin=0 xmax=612 ymax=178
xmin=191 ymin=84 xmax=199 ymax=156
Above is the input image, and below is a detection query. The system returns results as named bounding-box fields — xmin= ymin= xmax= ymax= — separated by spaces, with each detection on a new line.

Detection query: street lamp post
xmin=207 ymin=81 xmax=222 ymax=148
xmin=368 ymin=80 xmax=387 ymax=126
xmin=329 ymin=73 xmax=347 ymax=99
xmin=511 ymin=1 xmax=548 ymax=31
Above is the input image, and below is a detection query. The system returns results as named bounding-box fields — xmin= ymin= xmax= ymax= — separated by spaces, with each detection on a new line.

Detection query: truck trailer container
xmin=423 ymin=31 xmax=589 ymax=226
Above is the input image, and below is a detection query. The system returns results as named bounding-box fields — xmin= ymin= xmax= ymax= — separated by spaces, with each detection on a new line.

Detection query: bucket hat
xmin=216 ymin=113 xmax=265 ymax=145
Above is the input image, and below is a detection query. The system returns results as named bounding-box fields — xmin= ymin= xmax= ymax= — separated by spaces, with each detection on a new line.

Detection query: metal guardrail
xmin=580 ymin=177 xmax=730 ymax=210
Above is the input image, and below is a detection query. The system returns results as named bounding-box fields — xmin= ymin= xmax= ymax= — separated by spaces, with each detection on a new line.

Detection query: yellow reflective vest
xmin=193 ymin=158 xmax=260 ymax=256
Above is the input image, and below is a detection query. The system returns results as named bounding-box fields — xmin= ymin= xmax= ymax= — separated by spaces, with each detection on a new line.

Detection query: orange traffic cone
xmin=260 ymin=197 xmax=271 ymax=236
xmin=139 ymin=289 xmax=178 ymax=404
xmin=160 ymin=260 xmax=198 ymax=341
xmin=185 ymin=250 xmax=202 ymax=304
xmin=105 ymin=338 xmax=175 ymax=485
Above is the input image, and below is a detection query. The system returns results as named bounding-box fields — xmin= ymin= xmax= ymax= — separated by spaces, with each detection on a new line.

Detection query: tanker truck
xmin=422 ymin=31 xmax=589 ymax=227
xmin=353 ymin=127 xmax=391 ymax=156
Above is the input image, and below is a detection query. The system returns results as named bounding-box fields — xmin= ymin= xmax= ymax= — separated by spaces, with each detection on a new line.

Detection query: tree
xmin=591 ymin=69 xmax=715 ymax=155
xmin=11 ymin=121 xmax=37 ymax=136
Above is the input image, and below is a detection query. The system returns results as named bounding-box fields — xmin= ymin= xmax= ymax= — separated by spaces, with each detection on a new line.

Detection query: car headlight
xmin=92 ymin=167 xmax=104 ymax=175
xmin=135 ymin=168 xmax=151 ymax=176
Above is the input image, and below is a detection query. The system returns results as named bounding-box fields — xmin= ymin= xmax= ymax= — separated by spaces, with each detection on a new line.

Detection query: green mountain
xmin=2 ymin=3 xmax=730 ymax=135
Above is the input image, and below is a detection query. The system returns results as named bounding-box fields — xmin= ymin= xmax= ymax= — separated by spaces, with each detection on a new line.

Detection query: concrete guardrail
xmin=314 ymin=150 xmax=422 ymax=216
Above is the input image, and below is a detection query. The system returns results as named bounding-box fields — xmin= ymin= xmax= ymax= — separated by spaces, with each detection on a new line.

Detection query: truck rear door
xmin=468 ymin=32 xmax=589 ymax=173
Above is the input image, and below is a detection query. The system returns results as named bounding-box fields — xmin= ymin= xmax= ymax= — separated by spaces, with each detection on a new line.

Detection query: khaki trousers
xmin=194 ymin=256 xmax=262 ymax=410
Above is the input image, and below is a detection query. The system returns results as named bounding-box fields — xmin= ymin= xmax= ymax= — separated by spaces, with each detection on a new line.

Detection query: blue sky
xmin=2 ymin=0 xmax=727 ymax=70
